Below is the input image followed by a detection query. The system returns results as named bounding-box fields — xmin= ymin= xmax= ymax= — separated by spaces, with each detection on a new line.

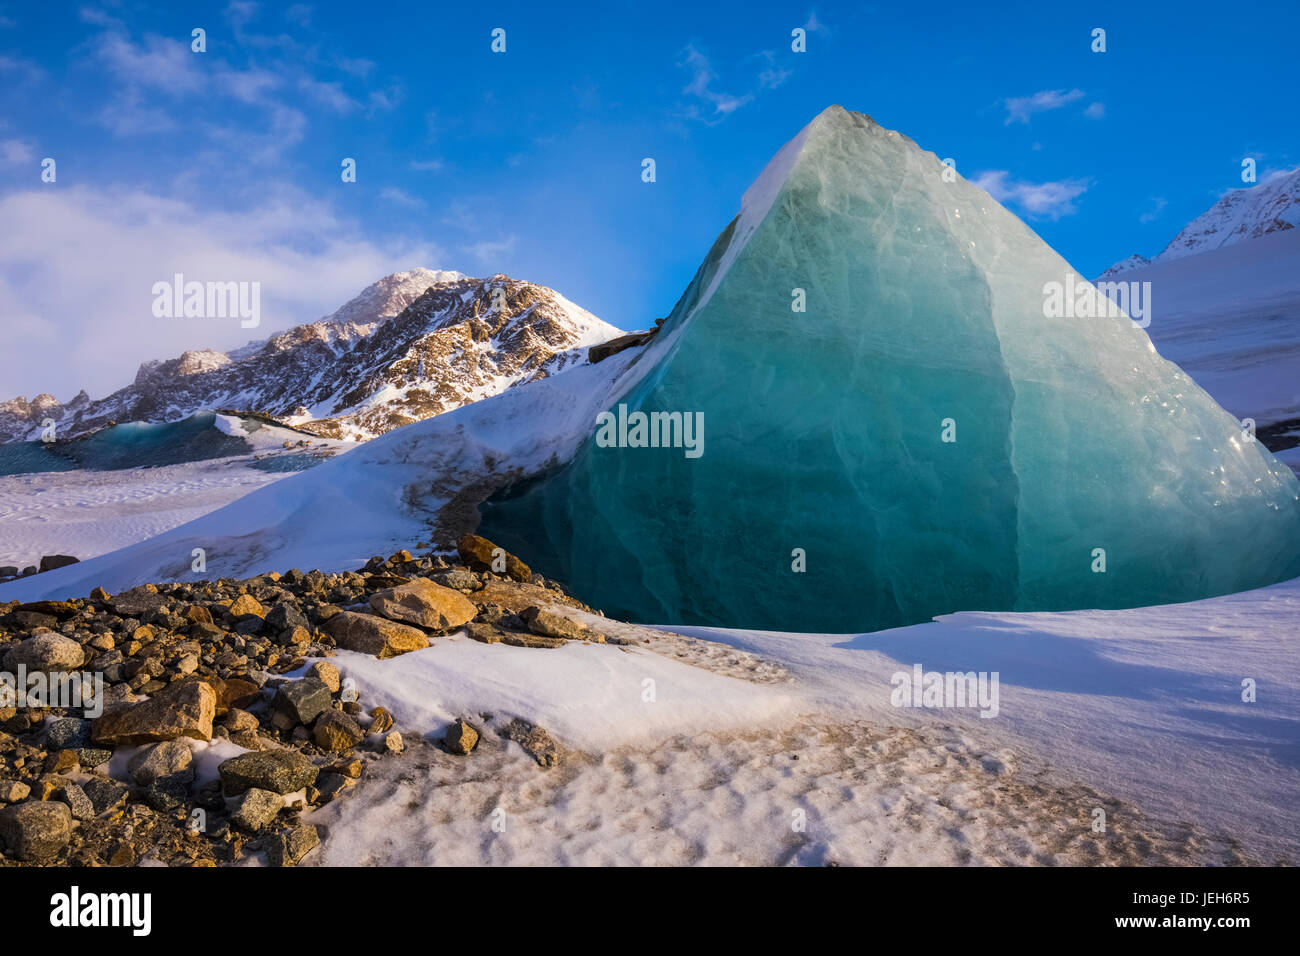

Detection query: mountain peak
xmin=1103 ymin=167 xmax=1300 ymax=276
xmin=1 ymin=272 xmax=622 ymax=445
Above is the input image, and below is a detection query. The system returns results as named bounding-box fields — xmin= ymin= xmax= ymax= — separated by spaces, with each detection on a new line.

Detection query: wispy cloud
xmin=1139 ymin=197 xmax=1167 ymax=224
xmin=679 ymin=44 xmax=753 ymax=122
xmin=465 ymin=236 xmax=517 ymax=266
xmin=754 ymin=50 xmax=791 ymax=90
xmin=379 ymin=186 xmax=423 ymax=208
xmin=0 ymin=138 xmax=34 ymax=165
xmin=972 ymin=170 xmax=1090 ymax=220
xmin=803 ymin=12 xmax=831 ymax=35
xmin=1083 ymin=102 xmax=1105 ymax=120
xmin=1003 ymin=88 xmax=1085 ymax=124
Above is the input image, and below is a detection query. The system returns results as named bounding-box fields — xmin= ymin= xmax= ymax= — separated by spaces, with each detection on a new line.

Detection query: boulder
xmin=92 ymin=680 xmax=215 ymax=746
xmin=218 ymin=749 xmax=319 ymax=796
xmin=231 ymin=788 xmax=282 ymax=832
xmin=306 ymin=661 xmax=340 ymax=693
xmin=265 ymin=602 xmax=308 ymax=632
xmin=521 ymin=605 xmax=596 ymax=642
xmin=267 ymin=824 xmax=319 ymax=867
xmin=38 ymin=554 xmax=79 ymax=573
xmin=44 ymin=717 xmax=91 ymax=750
xmin=368 ymin=578 xmax=477 ymax=630
xmin=204 ymin=675 xmax=261 ymax=716
xmin=313 ymin=710 xmax=364 ymax=753
xmin=127 ymin=740 xmax=194 ymax=787
xmin=272 ymin=677 xmax=333 ymax=730
xmin=324 ymin=611 xmax=429 ymax=659
xmin=81 ymin=778 xmax=129 ymax=815
xmin=457 ymin=533 xmax=532 ymax=583
xmin=52 ymin=784 xmax=95 ymax=822
xmin=432 ymin=569 xmax=481 ymax=591
xmin=4 ymin=632 xmax=85 ymax=672
xmin=228 ymin=594 xmax=265 ymax=618
xmin=0 ymin=801 xmax=72 ymax=862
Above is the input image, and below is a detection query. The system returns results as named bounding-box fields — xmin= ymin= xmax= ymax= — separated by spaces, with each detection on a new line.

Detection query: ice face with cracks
xmin=496 ymin=107 xmax=1300 ymax=631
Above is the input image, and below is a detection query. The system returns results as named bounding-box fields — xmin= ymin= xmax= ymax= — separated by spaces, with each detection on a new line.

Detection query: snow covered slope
xmin=1109 ymin=229 xmax=1300 ymax=472
xmin=0 ymin=346 xmax=641 ymax=601
xmin=0 ymin=271 xmax=622 ymax=444
xmin=662 ymin=572 xmax=1300 ymax=862
xmin=1101 ymin=166 xmax=1299 ymax=277
xmin=294 ymin=574 xmax=1300 ymax=864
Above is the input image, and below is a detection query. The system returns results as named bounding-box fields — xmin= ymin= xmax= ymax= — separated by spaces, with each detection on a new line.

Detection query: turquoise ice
xmin=480 ymin=107 xmax=1300 ymax=632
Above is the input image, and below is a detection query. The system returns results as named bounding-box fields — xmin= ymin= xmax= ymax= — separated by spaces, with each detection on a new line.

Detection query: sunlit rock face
xmin=480 ymin=106 xmax=1300 ymax=632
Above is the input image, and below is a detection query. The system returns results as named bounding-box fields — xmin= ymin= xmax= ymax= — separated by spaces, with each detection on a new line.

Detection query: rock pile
xmin=0 ymin=533 xmax=598 ymax=866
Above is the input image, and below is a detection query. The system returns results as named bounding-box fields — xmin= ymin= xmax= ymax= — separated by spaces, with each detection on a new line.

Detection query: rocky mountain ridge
xmin=0 ymin=271 xmax=622 ymax=444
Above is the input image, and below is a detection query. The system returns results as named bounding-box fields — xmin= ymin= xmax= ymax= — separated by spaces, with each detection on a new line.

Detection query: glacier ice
xmin=479 ymin=106 xmax=1300 ymax=632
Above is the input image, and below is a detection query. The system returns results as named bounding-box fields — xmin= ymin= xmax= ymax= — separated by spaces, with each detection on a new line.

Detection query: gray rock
xmin=266 ymin=824 xmax=319 ymax=866
xmin=45 ymin=717 xmax=91 ymax=750
xmin=432 ymin=569 xmax=481 ymax=591
xmin=4 ymin=632 xmax=85 ymax=672
xmin=501 ymin=718 xmax=563 ymax=768
xmin=128 ymin=740 xmax=194 ymax=786
xmin=231 ymin=788 xmax=282 ymax=832
xmin=272 ymin=677 xmax=333 ymax=730
xmin=81 ymin=777 xmax=130 ymax=815
xmin=265 ymin=602 xmax=308 ymax=633
xmin=0 ymin=801 xmax=72 ymax=862
xmin=219 ymin=749 xmax=319 ymax=796
xmin=38 ymin=554 xmax=80 ymax=573
xmin=144 ymin=775 xmax=192 ymax=812
xmin=73 ymin=747 xmax=112 ymax=768
xmin=52 ymin=783 xmax=95 ymax=822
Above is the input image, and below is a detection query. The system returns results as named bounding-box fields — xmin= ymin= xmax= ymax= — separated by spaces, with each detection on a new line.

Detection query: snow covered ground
xmin=297 ymin=577 xmax=1295 ymax=865
xmin=0 ymin=458 xmax=290 ymax=568
xmin=0 ymin=414 xmax=355 ymax=569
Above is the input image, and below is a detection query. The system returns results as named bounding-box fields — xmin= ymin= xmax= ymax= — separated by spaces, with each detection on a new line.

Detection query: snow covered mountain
xmin=0 ymin=270 xmax=622 ymax=443
xmin=1109 ymin=228 xmax=1300 ymax=471
xmin=1101 ymin=166 xmax=1299 ymax=277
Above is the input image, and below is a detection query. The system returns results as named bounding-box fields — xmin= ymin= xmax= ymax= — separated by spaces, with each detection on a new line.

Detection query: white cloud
xmin=0 ymin=185 xmax=443 ymax=400
xmin=972 ymin=170 xmax=1090 ymax=220
xmin=754 ymin=50 xmax=791 ymax=90
xmin=379 ymin=186 xmax=423 ymax=208
xmin=679 ymin=45 xmax=753 ymax=121
xmin=804 ymin=12 xmax=831 ymax=34
xmin=1139 ymin=197 xmax=1167 ymax=224
xmin=1003 ymin=88 xmax=1085 ymax=124
xmin=1083 ymin=102 xmax=1105 ymax=119
xmin=0 ymin=138 xmax=33 ymax=165
xmin=465 ymin=236 xmax=517 ymax=266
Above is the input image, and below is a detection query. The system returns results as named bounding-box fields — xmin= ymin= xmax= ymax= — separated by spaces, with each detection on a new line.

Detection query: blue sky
xmin=2 ymin=0 xmax=1298 ymax=399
